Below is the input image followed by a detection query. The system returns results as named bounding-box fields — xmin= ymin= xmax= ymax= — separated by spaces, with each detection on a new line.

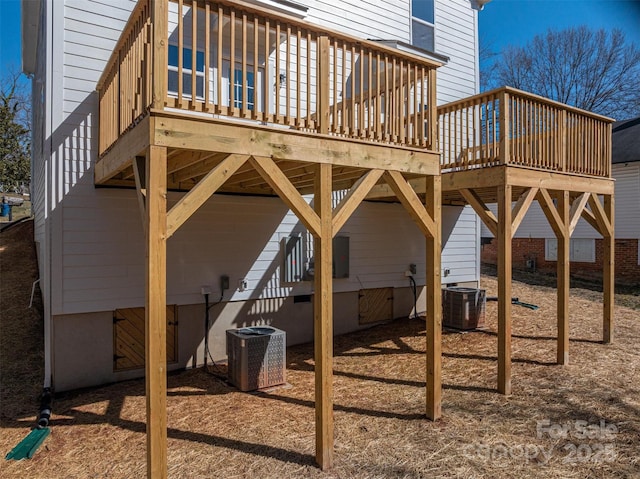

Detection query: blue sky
xmin=2 ymin=0 xmax=640 ymax=88
xmin=479 ymin=0 xmax=640 ymax=58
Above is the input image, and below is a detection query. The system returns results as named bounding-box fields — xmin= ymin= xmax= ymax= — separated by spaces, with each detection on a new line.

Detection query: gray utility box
xmin=442 ymin=287 xmax=486 ymax=330
xmin=226 ymin=326 xmax=286 ymax=392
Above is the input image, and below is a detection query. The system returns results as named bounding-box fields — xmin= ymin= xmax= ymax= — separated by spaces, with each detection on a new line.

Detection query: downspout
xmin=42 ymin=0 xmax=54 ymax=390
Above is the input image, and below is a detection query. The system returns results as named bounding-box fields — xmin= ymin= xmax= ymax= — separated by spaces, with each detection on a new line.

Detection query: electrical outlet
xmin=405 ymin=270 xmax=413 ymax=277
xmin=220 ymin=275 xmax=229 ymax=291
xmin=201 ymin=285 xmax=212 ymax=295
xmin=238 ymin=279 xmax=248 ymax=291
xmin=409 ymin=263 xmax=417 ymax=275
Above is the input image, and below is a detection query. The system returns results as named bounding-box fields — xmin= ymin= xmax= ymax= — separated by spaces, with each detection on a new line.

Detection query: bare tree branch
xmin=484 ymin=26 xmax=640 ymax=118
xmin=1 ymin=67 xmax=31 ymax=193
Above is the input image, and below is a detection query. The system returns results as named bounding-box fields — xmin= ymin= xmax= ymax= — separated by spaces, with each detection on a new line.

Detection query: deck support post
xmin=145 ymin=145 xmax=168 ymax=479
xmin=557 ymin=190 xmax=570 ymax=365
xmin=603 ymin=194 xmax=615 ymax=343
xmin=314 ymin=163 xmax=333 ymax=470
xmin=425 ymin=175 xmax=442 ymax=419
xmin=497 ymin=184 xmax=512 ymax=395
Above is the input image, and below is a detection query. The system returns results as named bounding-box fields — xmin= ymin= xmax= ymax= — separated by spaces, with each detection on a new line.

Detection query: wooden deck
xmin=94 ymin=1 xmax=615 ymax=477
xmin=371 ymin=86 xmax=615 ymax=398
xmin=94 ymin=0 xmax=444 ymax=477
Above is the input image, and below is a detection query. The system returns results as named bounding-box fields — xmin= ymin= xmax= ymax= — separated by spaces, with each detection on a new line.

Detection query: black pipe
xmin=37 ymin=387 xmax=52 ymax=429
xmin=409 ymin=276 xmax=418 ymax=319
xmin=204 ymin=293 xmax=209 ymax=369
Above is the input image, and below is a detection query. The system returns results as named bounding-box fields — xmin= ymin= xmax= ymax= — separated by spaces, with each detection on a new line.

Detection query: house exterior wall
xmin=31 ymin=0 xmax=482 ymax=390
xmin=480 ymin=162 xmax=640 ymax=285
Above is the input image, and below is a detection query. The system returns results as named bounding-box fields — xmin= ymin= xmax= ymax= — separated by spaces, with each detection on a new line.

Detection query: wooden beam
xmin=588 ymin=193 xmax=612 ymax=237
xmin=557 ymin=190 xmax=570 ymax=365
xmin=152 ymin=113 xmax=440 ymax=175
xmin=145 ymin=145 xmax=167 ymax=479
xmin=425 ymin=175 xmax=442 ymax=420
xmin=95 ymin=115 xmax=151 ymax=184
xmin=505 ymin=167 xmax=614 ymax=195
xmin=169 ymin=152 xmax=229 ymax=183
xmin=603 ymin=194 xmax=615 ymax=343
xmin=133 ymin=155 xmax=147 ymax=237
xmin=580 ymin=206 xmax=601 ymax=233
xmin=536 ymin=188 xmax=566 ymax=239
xmin=568 ymin=192 xmax=590 ymax=236
xmin=511 ymin=187 xmax=538 ymax=237
xmin=459 ymin=188 xmax=498 ymax=238
xmin=332 ymin=169 xmax=384 ymax=235
xmin=383 ymin=170 xmax=436 ymax=238
xmin=497 ymin=184 xmax=512 ymax=395
xmin=166 ymin=154 xmax=249 ymax=238
xmin=249 ymin=156 xmax=321 ymax=237
xmin=314 ymin=163 xmax=334 ymax=470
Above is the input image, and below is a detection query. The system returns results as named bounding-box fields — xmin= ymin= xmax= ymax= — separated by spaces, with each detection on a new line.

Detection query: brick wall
xmin=481 ymin=237 xmax=640 ymax=286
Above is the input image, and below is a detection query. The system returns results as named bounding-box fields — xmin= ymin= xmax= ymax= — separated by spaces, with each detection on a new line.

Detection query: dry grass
xmin=1 ymin=220 xmax=639 ymax=478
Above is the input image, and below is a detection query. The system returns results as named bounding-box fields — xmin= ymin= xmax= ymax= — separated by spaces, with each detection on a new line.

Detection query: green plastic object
xmin=5 ymin=428 xmax=50 ymax=460
xmin=512 ymin=300 xmax=539 ymax=310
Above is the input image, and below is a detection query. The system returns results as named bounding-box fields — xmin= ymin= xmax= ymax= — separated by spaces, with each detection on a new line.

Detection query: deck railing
xmin=438 ymin=87 xmax=613 ymax=177
xmin=97 ymin=0 xmax=440 ymax=156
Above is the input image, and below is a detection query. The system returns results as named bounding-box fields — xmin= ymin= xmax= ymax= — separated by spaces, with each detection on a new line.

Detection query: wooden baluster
xmin=384 ymin=54 xmax=389 ymax=142
xmin=429 ymin=69 xmax=437 ymax=152
xmin=359 ymin=46 xmax=364 ymax=137
xmin=317 ymin=35 xmax=330 ymax=134
xmin=391 ymin=57 xmax=396 ymax=143
xmin=263 ymin=18 xmax=270 ymax=122
xmin=368 ymin=50 xmax=372 ymax=139
xmin=274 ymin=22 xmax=281 ymax=121
xmin=296 ymin=28 xmax=301 ymax=126
xmin=412 ymin=65 xmax=418 ymax=146
xmin=230 ymin=10 xmax=236 ymax=115
xmin=178 ymin=0 xmax=183 ymax=108
xmin=204 ymin=1 xmax=210 ymax=111
xmin=350 ymin=44 xmax=355 ymax=137
xmin=342 ymin=42 xmax=347 ymax=135
xmin=306 ymin=31 xmax=312 ymax=129
xmin=241 ymin=13 xmax=248 ymax=117
xmin=286 ymin=25 xmax=291 ymax=125
xmin=191 ymin=0 xmax=198 ymax=109
xmin=252 ymin=16 xmax=258 ymax=120
xmin=374 ymin=54 xmax=381 ymax=140
xmin=216 ymin=6 xmax=222 ymax=113
xmin=331 ymin=40 xmax=344 ymax=133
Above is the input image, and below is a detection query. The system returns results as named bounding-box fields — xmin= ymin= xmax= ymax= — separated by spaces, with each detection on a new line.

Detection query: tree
xmin=487 ymin=26 xmax=640 ymax=118
xmin=0 ymin=70 xmax=31 ymax=193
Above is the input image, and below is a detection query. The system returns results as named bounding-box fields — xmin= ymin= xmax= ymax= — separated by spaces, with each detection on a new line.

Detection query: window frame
xmin=410 ymin=0 xmax=436 ymax=52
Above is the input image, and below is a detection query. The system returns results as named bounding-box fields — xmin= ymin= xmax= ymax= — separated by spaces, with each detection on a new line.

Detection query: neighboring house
xmin=481 ymin=117 xmax=640 ymax=285
xmin=22 ymin=0 xmax=483 ymax=393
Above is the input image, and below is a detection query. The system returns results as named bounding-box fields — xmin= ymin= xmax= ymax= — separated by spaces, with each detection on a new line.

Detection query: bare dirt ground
xmin=1 ymin=220 xmax=639 ymax=478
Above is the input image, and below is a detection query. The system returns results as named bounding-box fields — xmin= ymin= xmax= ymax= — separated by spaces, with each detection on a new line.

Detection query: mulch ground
xmin=1 ymin=219 xmax=639 ymax=478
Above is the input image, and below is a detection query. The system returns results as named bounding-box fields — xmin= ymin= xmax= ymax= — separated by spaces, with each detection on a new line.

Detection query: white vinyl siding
xmin=434 ymin=0 xmax=478 ymax=102
xmin=60 ymin=193 xmax=479 ymax=314
xmin=38 ymin=0 xmax=481 ymax=316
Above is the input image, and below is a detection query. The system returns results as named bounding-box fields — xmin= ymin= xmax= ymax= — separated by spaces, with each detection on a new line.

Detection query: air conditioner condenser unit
xmin=226 ymin=326 xmax=286 ymax=391
xmin=442 ymin=287 xmax=486 ymax=330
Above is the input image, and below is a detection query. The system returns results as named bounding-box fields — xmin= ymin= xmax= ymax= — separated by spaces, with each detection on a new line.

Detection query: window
xmin=545 ymin=238 xmax=596 ymax=263
xmin=168 ymin=45 xmax=205 ymax=99
xmin=232 ymin=69 xmax=255 ymax=110
xmin=411 ymin=0 xmax=435 ymax=52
